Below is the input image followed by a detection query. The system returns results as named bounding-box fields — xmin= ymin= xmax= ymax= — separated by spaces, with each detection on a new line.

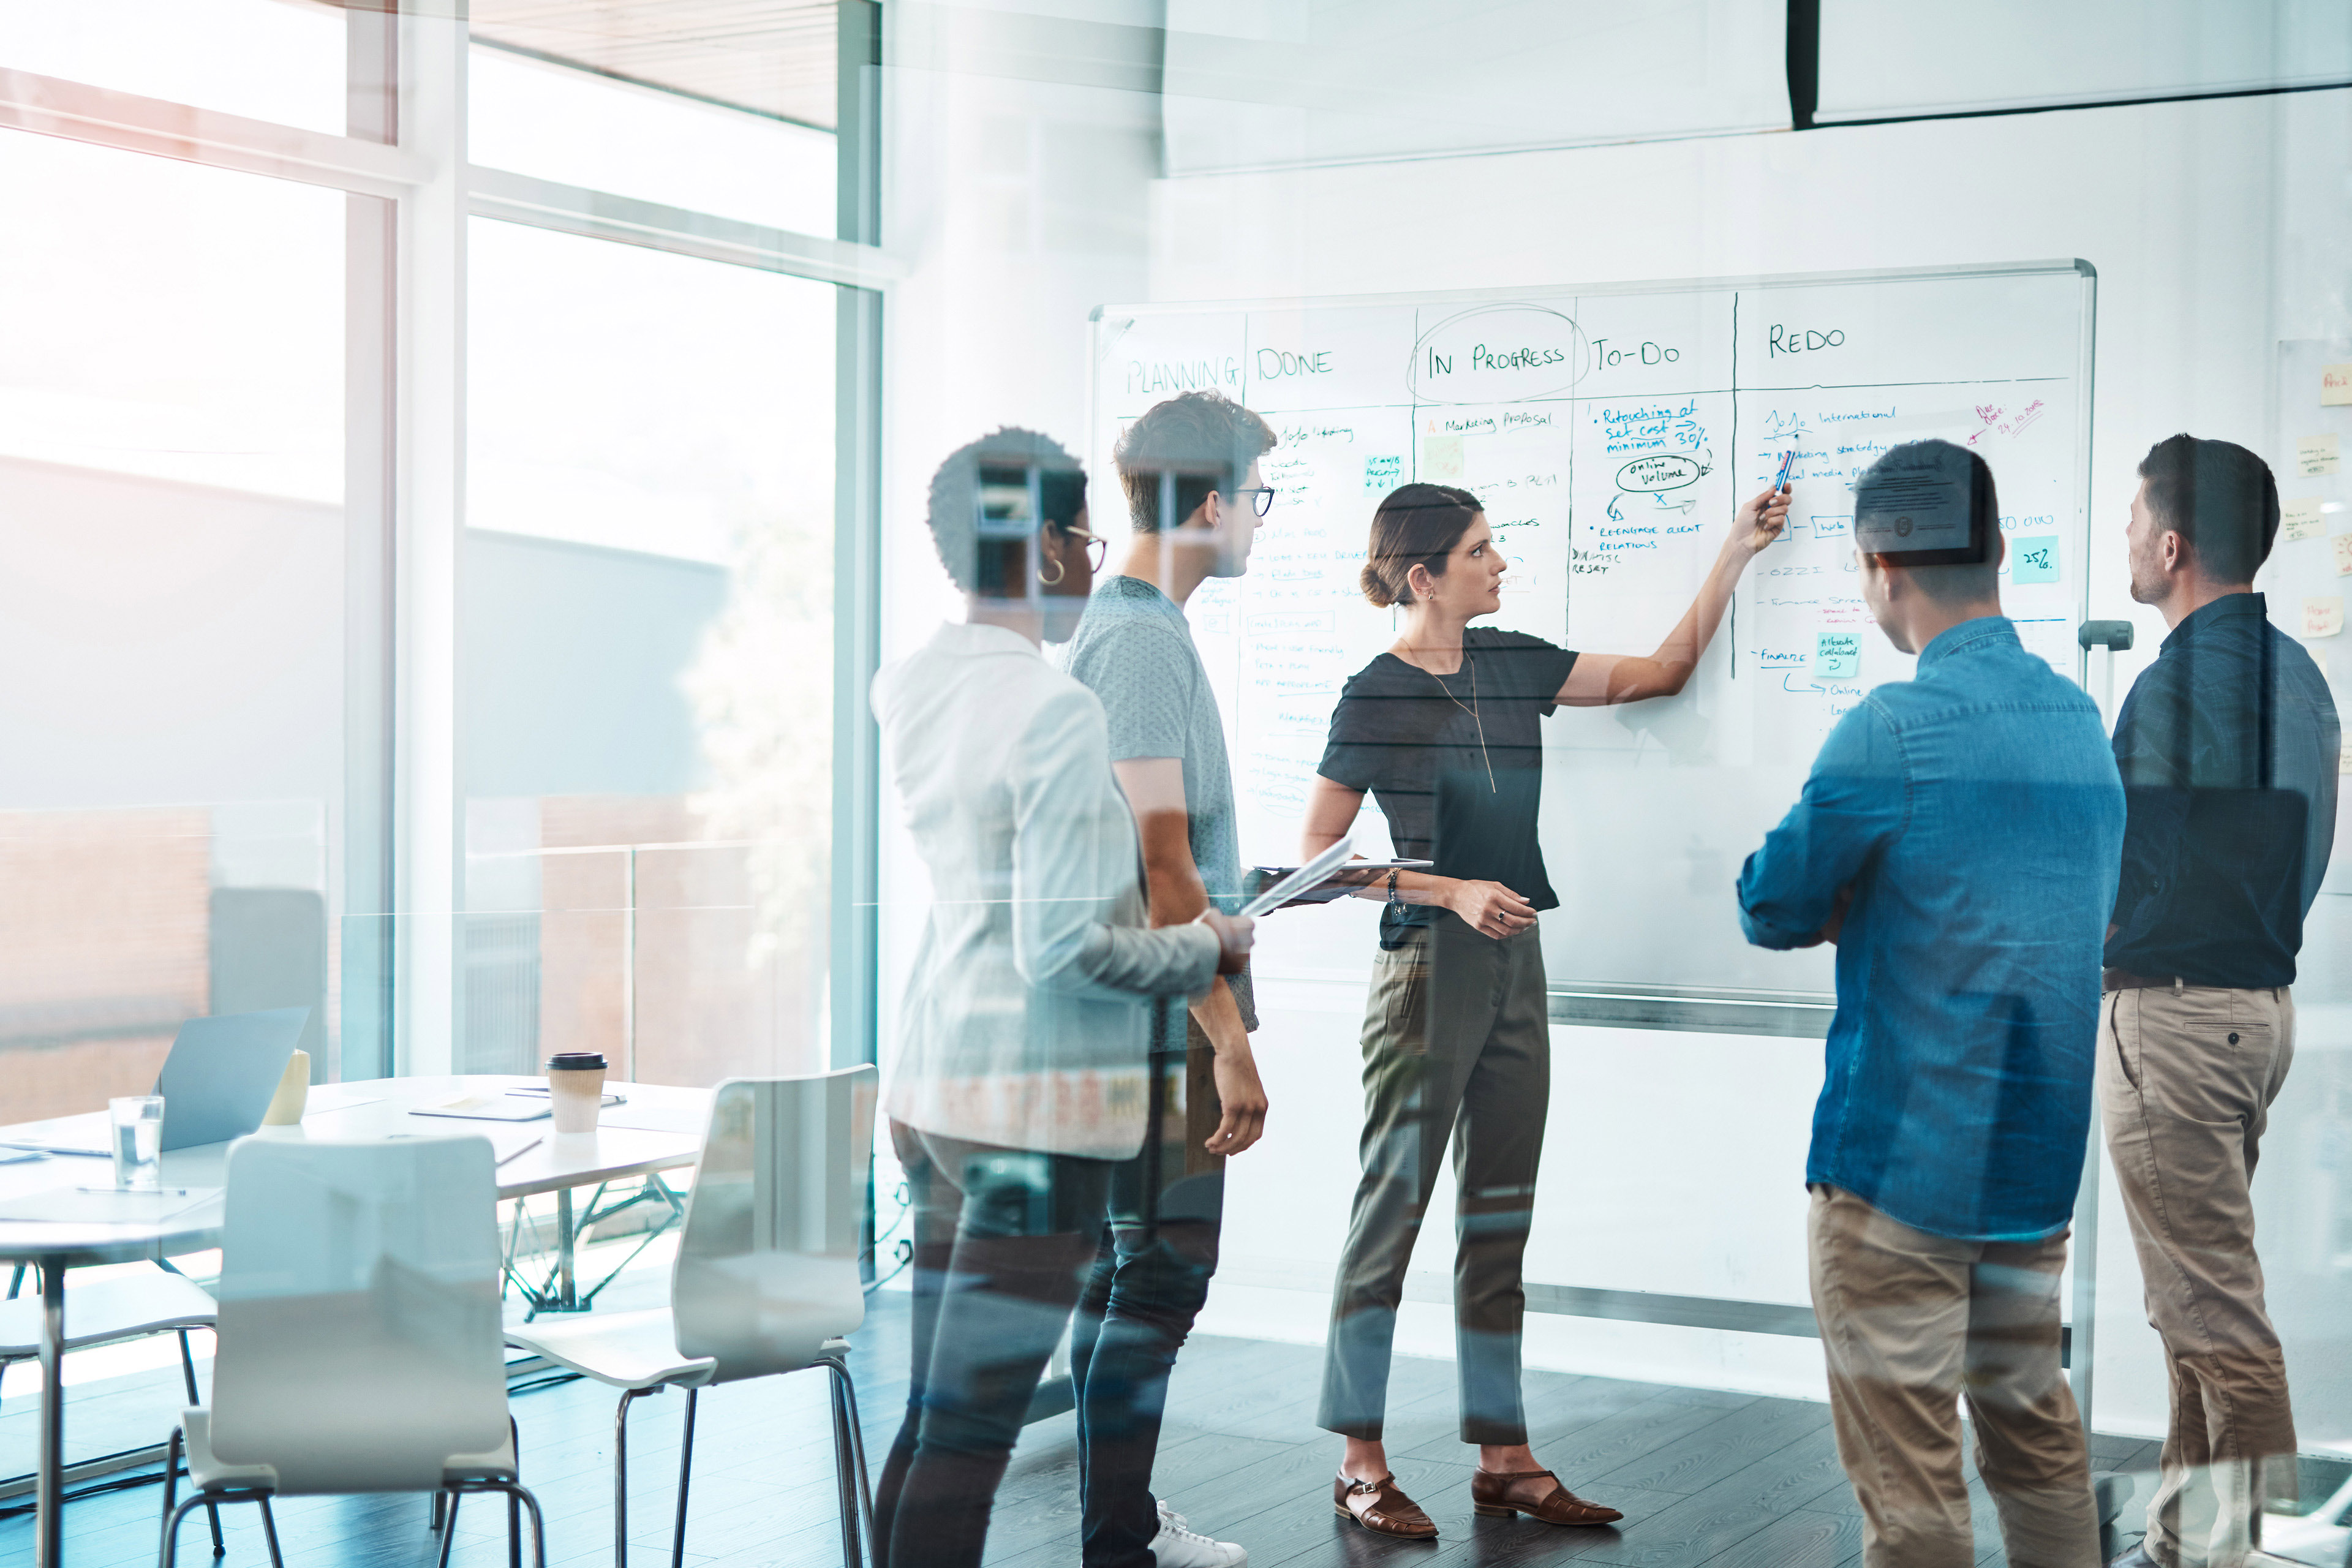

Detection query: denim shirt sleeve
xmin=1738 ymin=699 xmax=1907 ymax=949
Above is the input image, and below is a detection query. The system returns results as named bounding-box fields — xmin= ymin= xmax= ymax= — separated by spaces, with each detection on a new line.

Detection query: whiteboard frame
xmin=1090 ymin=258 xmax=2100 ymax=1038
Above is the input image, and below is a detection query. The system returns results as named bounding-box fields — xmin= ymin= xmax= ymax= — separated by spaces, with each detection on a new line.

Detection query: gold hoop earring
xmin=1038 ymin=556 xmax=1065 ymax=587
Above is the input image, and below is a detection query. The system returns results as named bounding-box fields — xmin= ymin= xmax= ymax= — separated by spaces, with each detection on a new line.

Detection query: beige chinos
xmin=1807 ymin=1185 xmax=2101 ymax=1568
xmin=1319 ymin=914 xmax=1548 ymax=1445
xmin=2098 ymin=982 xmax=2298 ymax=1568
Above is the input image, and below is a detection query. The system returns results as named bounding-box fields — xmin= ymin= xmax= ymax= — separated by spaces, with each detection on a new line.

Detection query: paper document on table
xmin=409 ymin=1095 xmax=551 ymax=1123
xmin=598 ymin=1102 xmax=713 ymax=1136
xmin=0 ymin=1186 xmax=221 ymax=1224
xmin=1232 ymin=836 xmax=1357 ymax=919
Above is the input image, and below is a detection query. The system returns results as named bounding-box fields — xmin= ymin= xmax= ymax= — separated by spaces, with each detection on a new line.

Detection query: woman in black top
xmin=1310 ymin=480 xmax=1787 ymax=1539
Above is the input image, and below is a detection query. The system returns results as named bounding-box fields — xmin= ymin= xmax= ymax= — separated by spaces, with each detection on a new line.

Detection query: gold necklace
xmin=1408 ymin=645 xmax=1497 ymax=794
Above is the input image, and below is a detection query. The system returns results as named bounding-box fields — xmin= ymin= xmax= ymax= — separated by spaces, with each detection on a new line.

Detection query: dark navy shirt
xmin=2105 ymin=593 xmax=2339 ymax=989
xmin=1318 ymin=629 xmax=1578 ymax=948
xmin=1737 ymin=619 xmax=2125 ymax=1242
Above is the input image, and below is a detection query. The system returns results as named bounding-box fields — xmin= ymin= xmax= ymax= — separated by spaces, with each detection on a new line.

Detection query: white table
xmin=0 ymin=1074 xmax=710 ymax=1568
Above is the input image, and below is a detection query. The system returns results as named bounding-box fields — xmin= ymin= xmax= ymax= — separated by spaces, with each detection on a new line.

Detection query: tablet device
xmin=154 ymin=1007 xmax=308 ymax=1150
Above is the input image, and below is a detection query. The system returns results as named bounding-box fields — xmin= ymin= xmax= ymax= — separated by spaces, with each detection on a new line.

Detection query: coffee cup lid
xmin=546 ymin=1053 xmax=607 ymax=1071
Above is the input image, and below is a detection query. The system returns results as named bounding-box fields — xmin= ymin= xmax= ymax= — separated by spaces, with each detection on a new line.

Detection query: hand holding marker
xmin=1774 ymin=448 xmax=1796 ymax=494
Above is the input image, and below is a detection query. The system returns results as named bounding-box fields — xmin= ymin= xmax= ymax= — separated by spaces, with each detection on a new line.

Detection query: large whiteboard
xmin=1088 ymin=262 xmax=2095 ymax=1028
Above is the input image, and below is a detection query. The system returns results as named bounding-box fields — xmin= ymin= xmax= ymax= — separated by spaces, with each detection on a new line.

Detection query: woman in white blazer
xmin=870 ymin=428 xmax=1252 ymax=1568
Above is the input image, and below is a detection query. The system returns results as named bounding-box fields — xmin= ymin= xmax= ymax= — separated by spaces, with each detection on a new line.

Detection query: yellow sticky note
xmin=2331 ymin=535 xmax=2352 ymax=576
xmin=2285 ymin=497 xmax=2327 ymax=542
xmin=2305 ymin=595 xmax=2343 ymax=637
xmin=2326 ymin=364 xmax=2352 ymax=406
xmin=2301 ymin=433 xmax=2343 ymax=475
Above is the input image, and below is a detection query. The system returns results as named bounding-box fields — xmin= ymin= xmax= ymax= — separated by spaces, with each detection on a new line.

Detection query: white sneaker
xmin=1151 ymin=1499 xmax=1246 ymax=1568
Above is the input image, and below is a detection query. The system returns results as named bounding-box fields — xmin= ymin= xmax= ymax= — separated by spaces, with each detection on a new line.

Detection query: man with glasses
xmin=1061 ymin=390 xmax=1278 ymax=1568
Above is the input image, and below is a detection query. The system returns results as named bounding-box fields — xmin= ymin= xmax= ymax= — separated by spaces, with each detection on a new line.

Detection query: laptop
xmin=154 ymin=1008 xmax=309 ymax=1151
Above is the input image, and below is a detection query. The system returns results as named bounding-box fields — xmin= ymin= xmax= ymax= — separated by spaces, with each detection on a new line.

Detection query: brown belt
xmin=2102 ymin=968 xmax=2180 ymax=993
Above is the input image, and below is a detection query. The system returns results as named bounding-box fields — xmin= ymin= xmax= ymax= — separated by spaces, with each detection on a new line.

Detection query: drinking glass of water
xmin=110 ymin=1096 xmax=164 ymax=1191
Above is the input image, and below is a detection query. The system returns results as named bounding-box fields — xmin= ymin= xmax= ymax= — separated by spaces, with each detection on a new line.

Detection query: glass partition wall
xmin=0 ymin=6 xmax=870 ymax=1115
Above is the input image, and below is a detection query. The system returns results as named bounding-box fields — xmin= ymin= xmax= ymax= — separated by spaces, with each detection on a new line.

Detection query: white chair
xmin=1 ymin=1267 xmax=225 ymax=1553
xmin=158 ymin=1135 xmax=546 ymax=1568
xmin=505 ymin=1066 xmax=877 ymax=1568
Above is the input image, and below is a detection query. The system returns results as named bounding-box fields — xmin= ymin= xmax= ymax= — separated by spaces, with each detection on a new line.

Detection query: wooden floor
xmin=4 ymin=1287 xmax=2177 ymax=1568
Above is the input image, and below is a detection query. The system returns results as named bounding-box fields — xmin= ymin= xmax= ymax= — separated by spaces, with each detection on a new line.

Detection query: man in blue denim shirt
xmin=1740 ymin=441 xmax=2124 ymax=1568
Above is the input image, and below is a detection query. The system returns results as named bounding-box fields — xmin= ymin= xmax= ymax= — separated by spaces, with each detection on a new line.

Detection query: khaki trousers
xmin=1319 ymin=918 xmax=1548 ymax=1444
xmin=1808 ymin=1185 xmax=2100 ymax=1568
xmin=2098 ymin=984 xmax=2298 ymax=1568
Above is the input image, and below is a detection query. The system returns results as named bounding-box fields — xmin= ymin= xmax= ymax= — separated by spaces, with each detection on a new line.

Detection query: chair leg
xmin=505 ymin=1481 xmax=550 ymax=1568
xmin=7 ymin=1261 xmax=23 ymax=1298
xmin=160 ymin=1493 xmax=209 ymax=1568
xmin=258 ymin=1496 xmax=285 ymax=1568
xmin=827 ymin=1371 xmax=859 ymax=1568
xmin=509 ymin=1488 xmax=523 ymax=1568
xmin=172 ymin=1333 xmax=223 ymax=1556
xmin=431 ymin=1488 xmax=447 ymax=1531
xmin=824 ymin=1359 xmax=876 ymax=1558
xmin=615 ymin=1386 xmax=650 ymax=1568
xmin=160 ymin=1426 xmax=183 ymax=1552
xmin=671 ymin=1386 xmax=699 ymax=1568
xmin=436 ymin=1490 xmax=461 ymax=1568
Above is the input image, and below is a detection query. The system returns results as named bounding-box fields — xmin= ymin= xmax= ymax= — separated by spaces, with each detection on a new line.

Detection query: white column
xmin=393 ymin=9 xmax=467 ymax=1076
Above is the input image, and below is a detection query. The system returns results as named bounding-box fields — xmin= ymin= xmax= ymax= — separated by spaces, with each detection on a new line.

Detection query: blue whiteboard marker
xmin=1774 ymin=449 xmax=1796 ymax=492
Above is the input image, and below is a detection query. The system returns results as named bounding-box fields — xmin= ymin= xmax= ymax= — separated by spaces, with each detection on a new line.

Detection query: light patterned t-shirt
xmin=1061 ymin=575 xmax=1257 ymax=1031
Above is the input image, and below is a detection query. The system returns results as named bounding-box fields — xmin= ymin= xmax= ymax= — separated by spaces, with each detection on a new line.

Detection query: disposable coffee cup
xmin=545 ymin=1052 xmax=608 ymax=1134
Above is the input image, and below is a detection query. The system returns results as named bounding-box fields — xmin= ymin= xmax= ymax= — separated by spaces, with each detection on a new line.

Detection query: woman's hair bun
xmin=1359 ymin=562 xmax=1394 ymax=608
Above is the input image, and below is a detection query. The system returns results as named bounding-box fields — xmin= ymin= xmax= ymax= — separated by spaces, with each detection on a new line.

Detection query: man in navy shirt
xmin=1740 ymin=440 xmax=2124 ymax=1568
xmin=2102 ymin=437 xmax=2338 ymax=1568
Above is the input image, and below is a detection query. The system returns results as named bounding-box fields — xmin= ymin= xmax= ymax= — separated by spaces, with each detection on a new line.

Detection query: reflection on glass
xmin=462 ymin=220 xmax=837 ymax=1087
xmin=0 ymin=131 xmax=343 ymax=1118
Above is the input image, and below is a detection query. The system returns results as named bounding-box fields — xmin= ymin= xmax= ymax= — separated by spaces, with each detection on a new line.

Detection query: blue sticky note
xmin=1815 ymin=631 xmax=1861 ymax=679
xmin=1365 ymin=454 xmax=1403 ymax=491
xmin=2010 ymin=535 xmax=2059 ymax=584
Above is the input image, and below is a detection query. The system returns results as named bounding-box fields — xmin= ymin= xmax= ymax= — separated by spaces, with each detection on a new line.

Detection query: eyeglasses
xmin=1057 ymin=526 xmax=1109 ymax=572
xmin=1234 ymin=486 xmax=1278 ymax=518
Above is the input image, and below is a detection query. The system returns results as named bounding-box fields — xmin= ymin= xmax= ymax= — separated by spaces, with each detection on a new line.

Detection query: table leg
xmin=556 ymin=1187 xmax=576 ymax=1311
xmin=36 ymin=1259 xmax=65 ymax=1567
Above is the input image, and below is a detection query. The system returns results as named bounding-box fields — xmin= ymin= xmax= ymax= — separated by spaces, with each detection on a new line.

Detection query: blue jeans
xmin=1071 ymin=1036 xmax=1227 ymax=1568
xmin=875 ymin=1121 xmax=1111 ymax=1568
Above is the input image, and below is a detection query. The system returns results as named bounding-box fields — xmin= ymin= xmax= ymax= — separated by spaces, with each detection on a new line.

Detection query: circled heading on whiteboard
xmin=1408 ymin=303 xmax=1589 ymax=405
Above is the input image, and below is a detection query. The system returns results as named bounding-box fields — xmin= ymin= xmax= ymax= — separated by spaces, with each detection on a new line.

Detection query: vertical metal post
xmin=556 ymin=1187 xmax=578 ymax=1310
xmin=2072 ymin=1111 xmax=2101 ymax=1433
xmin=345 ymin=2 xmax=399 ymax=1084
xmin=623 ymin=846 xmax=638 ymax=1084
xmin=832 ymin=0 xmax=884 ymax=1081
xmin=33 ymin=1260 xmax=64 ymax=1567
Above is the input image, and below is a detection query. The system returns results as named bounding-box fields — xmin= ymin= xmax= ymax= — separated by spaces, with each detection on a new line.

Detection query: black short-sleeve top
xmin=1317 ymin=628 xmax=1578 ymax=948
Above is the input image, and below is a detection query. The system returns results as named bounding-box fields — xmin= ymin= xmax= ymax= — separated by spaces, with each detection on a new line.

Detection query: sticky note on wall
xmin=2326 ymin=364 xmax=2352 ymax=406
xmin=2334 ymin=535 xmax=2352 ymax=577
xmin=2010 ymin=535 xmax=2059 ymax=584
xmin=2299 ymin=433 xmax=2342 ymax=475
xmin=2305 ymin=597 xmax=2344 ymax=638
xmin=2285 ymin=497 xmax=2327 ymax=542
xmin=1365 ymin=454 xmax=1402 ymax=491
xmin=1421 ymin=436 xmax=1464 ymax=482
xmin=1815 ymin=631 xmax=1861 ymax=679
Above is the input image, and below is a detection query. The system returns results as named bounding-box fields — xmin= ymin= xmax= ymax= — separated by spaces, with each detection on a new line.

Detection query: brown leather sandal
xmin=1469 ymin=1468 xmax=1623 ymax=1526
xmin=1333 ymin=1473 xmax=1439 ymax=1539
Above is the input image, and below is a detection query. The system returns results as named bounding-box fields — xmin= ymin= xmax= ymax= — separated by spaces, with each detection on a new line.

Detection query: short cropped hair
xmin=1854 ymin=439 xmax=1999 ymax=603
xmin=2138 ymin=434 xmax=2278 ymax=585
xmin=1113 ymin=391 xmax=1276 ymax=532
xmin=1360 ymin=484 xmax=1483 ymax=607
xmin=925 ymin=428 xmax=1087 ymax=595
